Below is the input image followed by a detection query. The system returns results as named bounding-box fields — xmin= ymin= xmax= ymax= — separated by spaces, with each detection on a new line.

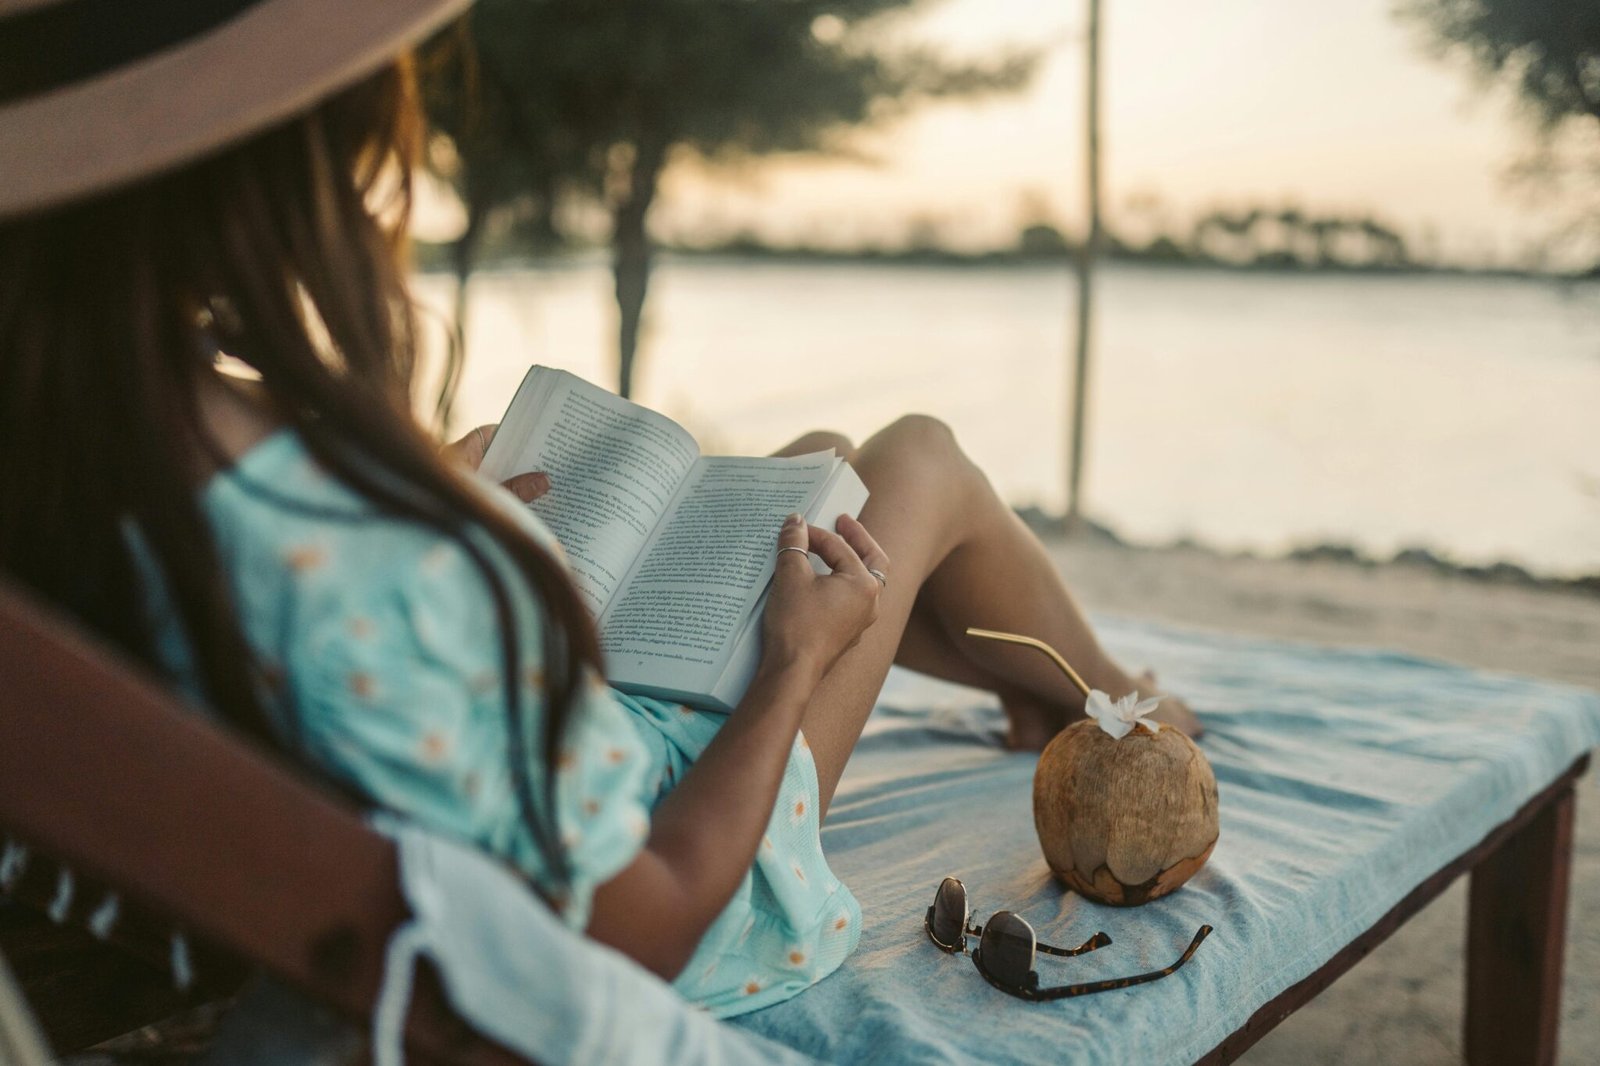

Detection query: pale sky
xmin=647 ymin=0 xmax=1581 ymax=267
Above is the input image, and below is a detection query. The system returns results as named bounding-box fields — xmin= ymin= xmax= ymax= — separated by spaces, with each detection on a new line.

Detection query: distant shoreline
xmin=415 ymin=242 xmax=1600 ymax=284
xmin=1016 ymin=506 xmax=1600 ymax=600
xmin=659 ymin=244 xmax=1599 ymax=283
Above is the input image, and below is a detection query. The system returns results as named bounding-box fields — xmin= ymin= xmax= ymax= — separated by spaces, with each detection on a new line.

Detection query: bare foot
xmin=1133 ymin=670 xmax=1203 ymax=739
xmin=998 ymin=684 xmax=1076 ymax=751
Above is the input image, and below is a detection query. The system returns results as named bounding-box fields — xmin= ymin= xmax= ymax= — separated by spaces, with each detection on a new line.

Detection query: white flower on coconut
xmin=1084 ymin=689 xmax=1163 ymax=740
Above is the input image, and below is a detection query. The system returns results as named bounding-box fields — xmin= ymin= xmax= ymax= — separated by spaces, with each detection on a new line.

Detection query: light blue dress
xmin=137 ymin=429 xmax=861 ymax=1018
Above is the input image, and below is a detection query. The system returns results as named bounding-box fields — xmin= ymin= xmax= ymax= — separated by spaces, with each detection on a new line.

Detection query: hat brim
xmin=0 ymin=0 xmax=472 ymax=220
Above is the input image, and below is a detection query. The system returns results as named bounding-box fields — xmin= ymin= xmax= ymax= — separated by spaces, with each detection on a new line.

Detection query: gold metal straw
xmin=965 ymin=627 xmax=1093 ymax=698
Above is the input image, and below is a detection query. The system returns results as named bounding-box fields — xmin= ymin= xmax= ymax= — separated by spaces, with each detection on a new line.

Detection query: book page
xmin=480 ymin=368 xmax=700 ymax=617
xmin=707 ymin=460 xmax=870 ymax=709
xmin=600 ymin=454 xmax=838 ymax=691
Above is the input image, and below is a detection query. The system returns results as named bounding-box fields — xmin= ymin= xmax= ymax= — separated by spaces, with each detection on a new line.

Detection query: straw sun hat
xmin=0 ymin=0 xmax=472 ymax=220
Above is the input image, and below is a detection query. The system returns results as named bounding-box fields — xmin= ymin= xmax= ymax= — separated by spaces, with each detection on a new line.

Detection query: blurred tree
xmin=1402 ymin=0 xmax=1600 ymax=128
xmin=423 ymin=1 xmax=1040 ymax=401
xmin=1014 ymin=189 xmax=1072 ymax=258
xmin=1190 ymin=208 xmax=1410 ymax=270
xmin=1402 ymin=0 xmax=1600 ymax=270
xmin=419 ymin=32 xmax=566 ymax=419
xmin=1018 ymin=222 xmax=1071 ymax=257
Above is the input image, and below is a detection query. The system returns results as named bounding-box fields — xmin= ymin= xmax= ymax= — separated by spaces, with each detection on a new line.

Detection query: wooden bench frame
xmin=0 ymin=580 xmax=1588 ymax=1064
xmin=1199 ymin=754 xmax=1587 ymax=1065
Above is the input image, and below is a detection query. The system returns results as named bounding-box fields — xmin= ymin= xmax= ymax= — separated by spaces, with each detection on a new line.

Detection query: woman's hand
xmin=591 ymin=511 xmax=886 ymax=977
xmin=762 ymin=512 xmax=888 ymax=678
xmin=443 ymin=424 xmax=550 ymax=504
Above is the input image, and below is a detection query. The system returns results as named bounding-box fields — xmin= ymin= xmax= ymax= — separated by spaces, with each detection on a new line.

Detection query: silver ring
xmin=777 ymin=546 xmax=810 ymax=560
xmin=475 ymin=426 xmax=489 ymax=457
xmin=867 ymin=568 xmax=887 ymax=587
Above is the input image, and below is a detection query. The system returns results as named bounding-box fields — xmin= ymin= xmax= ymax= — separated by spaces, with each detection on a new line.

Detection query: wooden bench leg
xmin=1465 ymin=782 xmax=1576 ymax=1066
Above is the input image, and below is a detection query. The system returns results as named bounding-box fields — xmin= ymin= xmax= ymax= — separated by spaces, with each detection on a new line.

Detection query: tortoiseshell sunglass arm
xmin=1035 ymin=929 xmax=1112 ymax=958
xmin=925 ymin=908 xmax=1110 ymax=958
xmin=975 ymin=925 xmax=1213 ymax=1001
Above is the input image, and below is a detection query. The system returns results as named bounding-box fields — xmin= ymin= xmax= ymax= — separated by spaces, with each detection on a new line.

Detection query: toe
xmin=1151 ymin=697 xmax=1203 ymax=739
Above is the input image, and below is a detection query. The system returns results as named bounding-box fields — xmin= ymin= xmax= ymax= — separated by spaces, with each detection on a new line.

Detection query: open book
xmin=479 ymin=366 xmax=868 ymax=711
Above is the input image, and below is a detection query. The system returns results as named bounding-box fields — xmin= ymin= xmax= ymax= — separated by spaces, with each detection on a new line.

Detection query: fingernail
xmin=784 ymin=512 xmax=803 ymax=528
xmin=535 ymin=473 xmax=551 ymax=488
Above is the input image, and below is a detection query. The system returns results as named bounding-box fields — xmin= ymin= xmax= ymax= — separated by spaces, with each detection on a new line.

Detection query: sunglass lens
xmin=931 ymin=877 xmax=966 ymax=946
xmin=981 ymin=911 xmax=1036 ymax=988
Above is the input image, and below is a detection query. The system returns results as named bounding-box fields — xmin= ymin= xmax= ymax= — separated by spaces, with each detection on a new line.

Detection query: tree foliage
xmin=1190 ymin=208 xmax=1411 ymax=269
xmin=1402 ymin=0 xmax=1600 ymax=128
xmin=1401 ymin=0 xmax=1600 ymax=271
xmin=422 ymin=0 xmax=1040 ymax=399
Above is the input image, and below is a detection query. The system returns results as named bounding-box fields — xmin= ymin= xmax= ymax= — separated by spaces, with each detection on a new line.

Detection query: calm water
xmin=415 ymin=259 xmax=1600 ymax=577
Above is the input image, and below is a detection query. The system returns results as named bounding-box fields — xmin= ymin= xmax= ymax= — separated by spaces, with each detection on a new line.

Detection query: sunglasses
xmin=924 ymin=876 xmax=1213 ymax=1002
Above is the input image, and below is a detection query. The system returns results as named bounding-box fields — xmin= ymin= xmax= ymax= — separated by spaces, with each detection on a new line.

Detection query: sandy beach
xmin=1046 ymin=532 xmax=1600 ymax=1065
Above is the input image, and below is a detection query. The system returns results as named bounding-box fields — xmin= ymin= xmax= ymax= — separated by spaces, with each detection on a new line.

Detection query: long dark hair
xmin=0 ymin=58 xmax=599 ymax=887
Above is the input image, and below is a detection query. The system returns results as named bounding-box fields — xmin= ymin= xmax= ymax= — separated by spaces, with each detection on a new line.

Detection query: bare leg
xmin=895 ymin=600 xmax=1080 ymax=750
xmin=768 ymin=425 xmax=1196 ymax=787
xmin=773 ymin=431 xmax=1053 ymax=744
xmin=894 ymin=545 xmax=1197 ymax=742
xmin=771 ymin=427 xmax=1195 ymax=774
xmin=770 ymin=430 xmax=857 ymax=462
xmin=773 ymin=418 xmax=1195 ymax=818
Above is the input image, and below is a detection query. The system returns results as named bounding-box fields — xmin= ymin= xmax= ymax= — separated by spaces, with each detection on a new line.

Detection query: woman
xmin=0 ymin=0 xmax=1194 ymax=1019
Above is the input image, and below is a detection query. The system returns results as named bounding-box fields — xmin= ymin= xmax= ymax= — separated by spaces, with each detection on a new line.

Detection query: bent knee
xmin=854 ymin=414 xmax=991 ymax=520
xmin=855 ymin=414 xmax=978 ymax=490
xmin=778 ymin=430 xmax=856 ymax=461
xmin=878 ymin=414 xmax=960 ymax=457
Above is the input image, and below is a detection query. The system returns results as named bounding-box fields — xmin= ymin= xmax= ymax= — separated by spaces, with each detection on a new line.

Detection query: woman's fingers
xmin=443 ymin=424 xmax=549 ymax=502
xmin=804 ymin=522 xmax=871 ymax=579
xmin=443 ymin=424 xmax=498 ymax=470
xmin=501 ymin=471 xmax=551 ymax=503
xmin=835 ymin=514 xmax=889 ymax=579
xmin=762 ymin=513 xmax=881 ymax=677
xmin=773 ymin=514 xmax=812 ymax=584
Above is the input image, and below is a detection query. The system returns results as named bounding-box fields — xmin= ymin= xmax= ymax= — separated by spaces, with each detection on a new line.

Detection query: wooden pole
xmin=1067 ymin=0 xmax=1102 ymax=525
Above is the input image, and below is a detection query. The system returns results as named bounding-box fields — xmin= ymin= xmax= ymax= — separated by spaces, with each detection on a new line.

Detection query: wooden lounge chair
xmin=0 ymin=577 xmax=528 ymax=1065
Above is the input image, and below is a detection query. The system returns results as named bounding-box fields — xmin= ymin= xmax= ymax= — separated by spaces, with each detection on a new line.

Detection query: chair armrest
xmin=0 ymin=579 xmax=524 ymax=1065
